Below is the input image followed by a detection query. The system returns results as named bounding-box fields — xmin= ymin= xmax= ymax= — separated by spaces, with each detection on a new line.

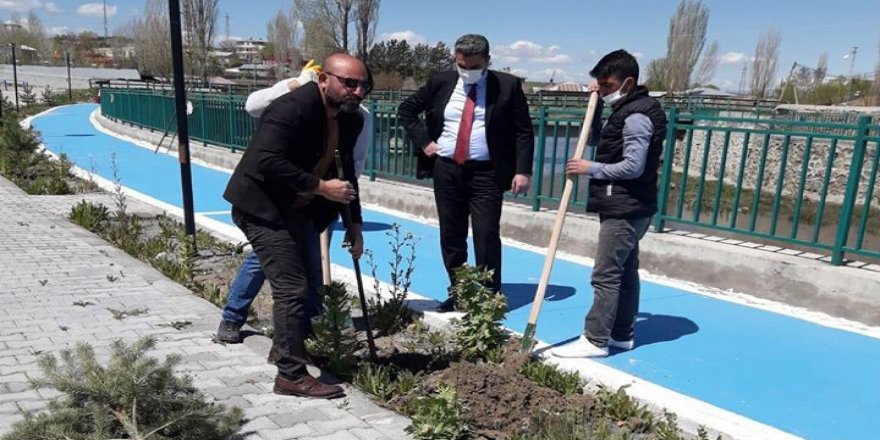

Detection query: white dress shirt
xmin=436 ymin=75 xmax=490 ymax=161
xmin=244 ymin=79 xmax=371 ymax=177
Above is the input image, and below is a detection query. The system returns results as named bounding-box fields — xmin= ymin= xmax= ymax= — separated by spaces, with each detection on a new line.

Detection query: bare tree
xmin=663 ymin=0 xmax=710 ymax=91
xmin=328 ymin=0 xmax=355 ymax=52
xmin=813 ymin=52 xmax=828 ymax=88
xmin=296 ymin=0 xmax=337 ymax=61
xmin=296 ymin=0 xmax=355 ymax=53
xmin=749 ymin=27 xmax=782 ymax=98
xmin=693 ymin=40 xmax=719 ymax=86
xmin=355 ymin=0 xmax=380 ymax=61
xmin=25 ymin=11 xmax=49 ymax=57
xmin=644 ymin=58 xmax=667 ymax=91
xmin=182 ymin=0 xmax=219 ymax=80
xmin=873 ymin=41 xmax=880 ymax=105
xmin=0 ymin=11 xmax=50 ymax=63
xmin=128 ymin=0 xmax=173 ymax=79
xmin=266 ymin=9 xmax=301 ymax=80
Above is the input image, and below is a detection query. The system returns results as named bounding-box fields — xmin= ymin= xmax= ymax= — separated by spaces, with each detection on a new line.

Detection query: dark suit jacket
xmin=397 ymin=70 xmax=535 ymax=187
xmin=223 ymin=82 xmax=363 ymax=230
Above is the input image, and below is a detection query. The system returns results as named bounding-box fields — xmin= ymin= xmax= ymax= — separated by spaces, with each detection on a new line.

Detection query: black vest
xmin=587 ymin=86 xmax=666 ymax=219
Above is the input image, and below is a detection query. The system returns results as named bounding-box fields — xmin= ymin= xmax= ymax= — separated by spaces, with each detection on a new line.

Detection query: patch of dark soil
xmin=423 ymin=344 xmax=593 ymax=439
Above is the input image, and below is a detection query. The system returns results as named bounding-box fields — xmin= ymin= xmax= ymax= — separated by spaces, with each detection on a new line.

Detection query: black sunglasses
xmin=325 ymin=71 xmax=372 ymax=94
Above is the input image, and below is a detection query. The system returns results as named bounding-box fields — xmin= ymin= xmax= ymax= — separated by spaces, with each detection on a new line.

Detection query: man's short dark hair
xmin=590 ymin=49 xmax=639 ymax=81
xmin=454 ymin=34 xmax=490 ymax=58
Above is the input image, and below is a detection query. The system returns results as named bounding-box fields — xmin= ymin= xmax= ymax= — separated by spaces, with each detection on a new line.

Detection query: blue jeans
xmin=221 ymin=220 xmax=334 ymax=325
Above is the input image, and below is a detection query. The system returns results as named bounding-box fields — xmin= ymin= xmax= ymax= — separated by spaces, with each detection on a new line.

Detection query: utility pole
xmin=168 ymin=0 xmax=197 ymax=243
xmin=225 ymin=13 xmax=230 ymax=44
xmin=846 ymin=46 xmax=859 ymax=99
xmin=103 ymin=0 xmax=109 ymax=40
xmin=779 ymin=62 xmax=799 ymax=104
xmin=738 ymin=63 xmax=748 ymax=94
xmin=847 ymin=46 xmax=858 ymax=79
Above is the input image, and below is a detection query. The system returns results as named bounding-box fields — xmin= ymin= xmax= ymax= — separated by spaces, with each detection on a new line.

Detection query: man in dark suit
xmin=398 ymin=34 xmax=534 ymax=311
xmin=223 ymin=53 xmax=370 ymax=399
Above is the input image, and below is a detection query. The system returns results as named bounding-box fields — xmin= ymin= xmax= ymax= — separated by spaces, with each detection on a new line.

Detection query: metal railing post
xmin=531 ymin=106 xmax=547 ymax=211
xmin=831 ymin=115 xmax=871 ymax=265
xmin=653 ymin=107 xmax=679 ymax=233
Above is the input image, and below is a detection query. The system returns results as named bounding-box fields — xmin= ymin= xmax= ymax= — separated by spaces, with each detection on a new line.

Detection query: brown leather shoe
xmin=274 ymin=375 xmax=344 ymax=399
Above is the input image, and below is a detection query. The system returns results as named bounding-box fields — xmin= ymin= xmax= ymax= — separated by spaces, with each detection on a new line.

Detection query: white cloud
xmin=77 ymin=2 xmax=116 ymax=17
xmin=720 ymin=52 xmax=749 ymax=64
xmin=44 ymin=1 xmax=59 ymax=12
xmin=48 ymin=25 xmax=69 ymax=35
xmin=632 ymin=52 xmax=644 ymax=59
xmin=506 ymin=68 xmax=529 ymax=79
xmin=531 ymin=68 xmax=575 ymax=82
xmin=0 ymin=0 xmax=42 ymax=12
xmin=492 ymin=40 xmax=573 ymax=65
xmin=379 ymin=30 xmax=426 ymax=46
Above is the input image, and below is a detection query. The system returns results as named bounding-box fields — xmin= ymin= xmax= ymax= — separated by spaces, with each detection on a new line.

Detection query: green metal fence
xmin=100 ymin=86 xmax=880 ymax=264
xmin=100 ymin=88 xmax=255 ymax=152
xmin=654 ymin=109 xmax=880 ymax=264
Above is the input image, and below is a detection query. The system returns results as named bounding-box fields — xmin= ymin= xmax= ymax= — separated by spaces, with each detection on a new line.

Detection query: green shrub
xmin=307 ymin=281 xmax=362 ymax=379
xmin=365 ymin=223 xmax=419 ymax=336
xmin=520 ymin=360 xmax=585 ymax=395
xmin=592 ymin=385 xmax=657 ymax=434
xmin=406 ymin=384 xmax=469 ymax=440
xmin=2 ymin=337 xmax=242 ymax=440
xmin=69 ymin=200 xmax=110 ymax=231
xmin=353 ymin=363 xmax=397 ymax=402
xmin=451 ymin=265 xmax=508 ymax=363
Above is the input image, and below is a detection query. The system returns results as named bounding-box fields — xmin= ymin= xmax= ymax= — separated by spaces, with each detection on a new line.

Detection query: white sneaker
xmin=609 ymin=337 xmax=634 ymax=350
xmin=549 ymin=336 xmax=608 ymax=358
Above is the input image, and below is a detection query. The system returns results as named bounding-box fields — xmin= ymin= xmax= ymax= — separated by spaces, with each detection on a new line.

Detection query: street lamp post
xmin=167 ymin=0 xmax=197 ymax=242
xmin=10 ymin=43 xmax=19 ymax=113
xmin=66 ymin=52 xmax=73 ymax=101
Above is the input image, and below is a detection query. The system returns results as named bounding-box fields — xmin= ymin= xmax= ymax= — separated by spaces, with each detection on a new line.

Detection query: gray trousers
xmin=585 ymin=215 xmax=651 ymax=347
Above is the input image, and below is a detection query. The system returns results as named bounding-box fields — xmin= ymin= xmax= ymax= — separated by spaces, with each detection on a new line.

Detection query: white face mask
xmin=602 ymin=78 xmax=631 ymax=105
xmin=457 ymin=66 xmax=485 ymax=85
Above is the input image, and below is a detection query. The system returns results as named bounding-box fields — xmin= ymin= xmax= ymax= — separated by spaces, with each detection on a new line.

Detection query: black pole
xmin=11 ymin=44 xmax=19 ymax=113
xmin=167 ymin=0 xmax=197 ymax=241
xmin=66 ymin=52 xmax=72 ymax=101
xmin=334 ymin=150 xmax=377 ymax=359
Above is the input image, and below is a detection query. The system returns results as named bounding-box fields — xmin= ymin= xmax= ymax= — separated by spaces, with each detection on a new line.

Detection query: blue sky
xmin=4 ymin=0 xmax=878 ymax=90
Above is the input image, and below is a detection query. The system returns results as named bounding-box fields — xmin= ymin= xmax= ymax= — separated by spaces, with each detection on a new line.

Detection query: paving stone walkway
xmin=0 ymin=178 xmax=412 ymax=439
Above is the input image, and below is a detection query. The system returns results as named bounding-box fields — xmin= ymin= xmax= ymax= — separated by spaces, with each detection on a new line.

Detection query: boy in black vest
xmin=551 ymin=50 xmax=667 ymax=358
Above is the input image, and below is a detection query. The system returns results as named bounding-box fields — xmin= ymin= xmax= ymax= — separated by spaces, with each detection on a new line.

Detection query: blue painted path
xmin=31 ymin=104 xmax=880 ymax=440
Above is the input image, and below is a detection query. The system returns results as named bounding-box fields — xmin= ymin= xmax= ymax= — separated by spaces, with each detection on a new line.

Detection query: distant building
xmin=224 ymin=63 xmax=274 ymax=80
xmin=233 ymin=39 xmax=266 ymax=59
xmin=94 ymin=46 xmax=136 ymax=60
xmin=210 ymin=50 xmax=237 ymax=67
xmin=533 ymin=81 xmax=591 ymax=93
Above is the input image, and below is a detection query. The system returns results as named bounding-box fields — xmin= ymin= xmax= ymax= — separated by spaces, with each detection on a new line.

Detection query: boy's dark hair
xmin=590 ymin=49 xmax=639 ymax=81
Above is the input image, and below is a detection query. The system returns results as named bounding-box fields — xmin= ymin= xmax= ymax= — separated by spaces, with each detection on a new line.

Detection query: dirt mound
xmin=424 ymin=346 xmax=592 ymax=439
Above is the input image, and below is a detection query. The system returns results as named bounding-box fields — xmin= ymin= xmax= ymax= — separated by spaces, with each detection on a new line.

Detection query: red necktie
xmin=454 ymin=85 xmax=477 ymax=164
